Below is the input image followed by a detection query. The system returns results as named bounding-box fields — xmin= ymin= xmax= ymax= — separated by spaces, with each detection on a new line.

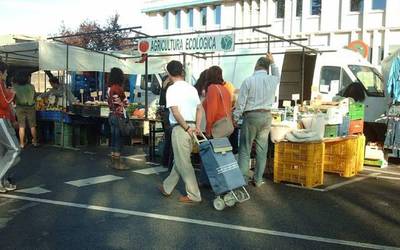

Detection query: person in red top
xmin=0 ymin=61 xmax=20 ymax=192
xmin=203 ymin=66 xmax=232 ymax=138
xmin=107 ymin=67 xmax=128 ymax=170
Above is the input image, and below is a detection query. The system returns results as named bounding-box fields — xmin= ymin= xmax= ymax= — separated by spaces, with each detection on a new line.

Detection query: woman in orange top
xmin=203 ymin=66 xmax=232 ymax=137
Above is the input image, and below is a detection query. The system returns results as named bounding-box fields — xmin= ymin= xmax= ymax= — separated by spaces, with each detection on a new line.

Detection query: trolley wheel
xmin=223 ymin=193 xmax=236 ymax=207
xmin=213 ymin=197 xmax=226 ymax=211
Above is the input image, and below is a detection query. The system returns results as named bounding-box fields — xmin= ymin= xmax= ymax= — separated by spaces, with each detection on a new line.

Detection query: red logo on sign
xmin=138 ymin=40 xmax=150 ymax=54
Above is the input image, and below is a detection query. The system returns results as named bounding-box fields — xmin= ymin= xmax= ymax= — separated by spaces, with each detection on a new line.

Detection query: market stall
xmin=271 ymin=98 xmax=366 ymax=188
xmin=0 ymin=36 xmax=170 ymax=153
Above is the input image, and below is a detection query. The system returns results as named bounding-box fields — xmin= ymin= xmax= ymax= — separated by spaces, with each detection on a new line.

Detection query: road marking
xmin=83 ymin=151 xmax=96 ymax=155
xmin=375 ymin=176 xmax=400 ymax=181
xmin=364 ymin=167 xmax=400 ymax=176
xmin=65 ymin=175 xmax=123 ymax=187
xmin=284 ymin=173 xmax=381 ymax=192
xmin=146 ymin=162 xmax=160 ymax=166
xmin=324 ymin=173 xmax=380 ymax=191
xmin=16 ymin=187 xmax=51 ymax=195
xmin=0 ymin=199 xmax=16 ymax=207
xmin=132 ymin=166 xmax=168 ymax=175
xmin=0 ymin=194 xmax=398 ymax=250
xmin=121 ymin=156 xmax=142 ymax=161
xmin=285 ymin=184 xmax=326 ymax=192
xmin=128 ymin=154 xmax=147 ymax=158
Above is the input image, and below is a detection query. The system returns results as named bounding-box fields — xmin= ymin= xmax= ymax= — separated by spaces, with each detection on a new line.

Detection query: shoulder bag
xmin=211 ymin=85 xmax=234 ymax=138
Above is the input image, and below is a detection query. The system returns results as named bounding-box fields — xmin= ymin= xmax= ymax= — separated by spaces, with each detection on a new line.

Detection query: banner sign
xmin=138 ymin=34 xmax=235 ymax=54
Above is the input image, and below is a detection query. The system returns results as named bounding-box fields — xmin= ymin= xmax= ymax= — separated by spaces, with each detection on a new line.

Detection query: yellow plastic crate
xmin=324 ymin=135 xmax=364 ymax=177
xmin=356 ymin=135 xmax=366 ymax=172
xmin=274 ymin=141 xmax=324 ymax=188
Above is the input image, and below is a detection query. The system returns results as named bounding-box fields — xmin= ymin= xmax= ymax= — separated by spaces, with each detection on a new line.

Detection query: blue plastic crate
xmin=338 ymin=116 xmax=350 ymax=136
xmin=37 ymin=111 xmax=72 ymax=124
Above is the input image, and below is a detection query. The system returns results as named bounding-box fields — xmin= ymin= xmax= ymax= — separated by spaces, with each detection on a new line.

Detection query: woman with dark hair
xmin=13 ymin=71 xmax=38 ymax=148
xmin=194 ymin=69 xmax=208 ymax=97
xmin=203 ymin=66 xmax=232 ymax=138
xmin=107 ymin=67 xmax=129 ymax=170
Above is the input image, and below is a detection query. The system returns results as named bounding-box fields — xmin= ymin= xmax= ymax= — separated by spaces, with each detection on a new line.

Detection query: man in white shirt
xmin=159 ymin=60 xmax=203 ymax=203
xmin=233 ymin=53 xmax=280 ymax=187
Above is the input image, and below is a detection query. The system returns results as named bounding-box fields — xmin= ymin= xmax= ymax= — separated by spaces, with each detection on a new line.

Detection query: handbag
xmin=211 ymin=86 xmax=234 ymax=138
xmin=118 ymin=108 xmax=135 ymax=137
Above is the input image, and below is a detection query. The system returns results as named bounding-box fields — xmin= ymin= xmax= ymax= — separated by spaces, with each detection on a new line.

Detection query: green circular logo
xmin=221 ymin=36 xmax=233 ymax=50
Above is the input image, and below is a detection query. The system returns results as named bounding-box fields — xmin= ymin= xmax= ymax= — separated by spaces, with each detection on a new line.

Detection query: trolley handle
xmin=193 ymin=131 xmax=208 ymax=145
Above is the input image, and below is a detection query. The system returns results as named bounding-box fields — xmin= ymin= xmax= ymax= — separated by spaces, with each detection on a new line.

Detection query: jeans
xmin=229 ymin=127 xmax=239 ymax=155
xmin=238 ymin=112 xmax=272 ymax=183
xmin=109 ymin=114 xmax=122 ymax=153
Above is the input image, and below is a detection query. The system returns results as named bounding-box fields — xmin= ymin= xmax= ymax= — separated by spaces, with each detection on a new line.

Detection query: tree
xmin=56 ymin=13 xmax=131 ymax=51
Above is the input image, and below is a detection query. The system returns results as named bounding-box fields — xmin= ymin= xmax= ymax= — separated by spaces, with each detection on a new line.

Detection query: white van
xmin=281 ymin=49 xmax=388 ymax=123
xmin=220 ymin=48 xmax=388 ymax=123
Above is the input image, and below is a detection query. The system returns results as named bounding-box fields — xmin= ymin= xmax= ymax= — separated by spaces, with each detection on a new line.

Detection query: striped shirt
xmin=233 ymin=64 xmax=280 ymax=121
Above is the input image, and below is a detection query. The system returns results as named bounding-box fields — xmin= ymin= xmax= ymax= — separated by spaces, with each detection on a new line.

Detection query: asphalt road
xmin=0 ymin=145 xmax=399 ymax=250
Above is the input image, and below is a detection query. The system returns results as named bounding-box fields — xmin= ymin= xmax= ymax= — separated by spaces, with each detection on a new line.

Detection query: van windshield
xmin=348 ymin=65 xmax=384 ymax=96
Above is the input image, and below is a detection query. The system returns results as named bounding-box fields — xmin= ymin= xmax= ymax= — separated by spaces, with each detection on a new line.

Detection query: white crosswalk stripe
xmin=133 ymin=166 xmax=168 ymax=175
xmin=65 ymin=175 xmax=123 ymax=187
xmin=16 ymin=187 xmax=51 ymax=194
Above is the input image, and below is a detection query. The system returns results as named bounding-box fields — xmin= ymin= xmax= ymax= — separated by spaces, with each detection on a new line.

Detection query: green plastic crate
xmin=55 ymin=133 xmax=73 ymax=147
xmin=54 ymin=122 xmax=73 ymax=135
xmin=324 ymin=125 xmax=338 ymax=138
xmin=54 ymin=122 xmax=73 ymax=147
xmin=349 ymin=103 xmax=364 ymax=120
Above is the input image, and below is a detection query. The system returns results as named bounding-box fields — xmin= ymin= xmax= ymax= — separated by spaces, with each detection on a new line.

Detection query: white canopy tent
xmin=0 ymin=40 xmax=168 ymax=74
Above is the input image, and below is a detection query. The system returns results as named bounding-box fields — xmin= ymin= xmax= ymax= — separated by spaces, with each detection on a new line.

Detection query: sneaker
xmin=178 ymin=196 xmax=201 ymax=204
xmin=0 ymin=185 xmax=6 ymax=193
xmin=254 ymin=180 xmax=266 ymax=188
xmin=3 ymin=179 xmax=16 ymax=191
xmin=4 ymin=183 xmax=16 ymax=191
xmin=158 ymin=186 xmax=171 ymax=197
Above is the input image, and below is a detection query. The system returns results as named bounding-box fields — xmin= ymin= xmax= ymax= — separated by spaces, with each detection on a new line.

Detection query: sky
xmin=0 ymin=0 xmax=147 ymax=36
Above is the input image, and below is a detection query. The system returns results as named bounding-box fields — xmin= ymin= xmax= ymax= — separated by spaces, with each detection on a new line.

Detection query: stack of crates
xmin=54 ymin=122 xmax=73 ymax=147
xmin=324 ymin=125 xmax=339 ymax=138
xmin=349 ymin=103 xmax=364 ymax=135
xmin=356 ymin=135 xmax=366 ymax=172
xmin=324 ymin=136 xmax=358 ymax=177
xmin=338 ymin=115 xmax=350 ymax=137
xmin=274 ymin=141 xmax=325 ymax=188
xmin=324 ymin=134 xmax=366 ymax=177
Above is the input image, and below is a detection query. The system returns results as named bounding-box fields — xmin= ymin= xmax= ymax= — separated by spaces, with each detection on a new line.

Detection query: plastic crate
xmin=324 ymin=135 xmax=365 ymax=177
xmin=54 ymin=122 xmax=73 ymax=147
xmin=324 ymin=125 xmax=338 ymax=138
xmin=37 ymin=111 xmax=72 ymax=124
xmin=338 ymin=116 xmax=350 ymax=136
xmin=356 ymin=135 xmax=366 ymax=172
xmin=349 ymin=119 xmax=364 ymax=135
xmin=349 ymin=103 xmax=364 ymax=120
xmin=274 ymin=141 xmax=324 ymax=188
xmin=71 ymin=104 xmax=83 ymax=116
xmin=54 ymin=122 xmax=73 ymax=135
xmin=55 ymin=133 xmax=73 ymax=147
xmin=82 ymin=105 xmax=100 ymax=117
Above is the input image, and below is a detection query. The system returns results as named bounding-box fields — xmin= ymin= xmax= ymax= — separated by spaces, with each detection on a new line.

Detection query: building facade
xmin=142 ymin=0 xmax=400 ymax=65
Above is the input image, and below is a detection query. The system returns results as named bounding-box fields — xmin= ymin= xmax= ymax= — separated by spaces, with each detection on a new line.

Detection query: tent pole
xmin=44 ymin=73 xmax=47 ymax=93
xmin=301 ymin=48 xmax=305 ymax=104
xmin=102 ymin=54 xmax=106 ymax=101
xmin=183 ymin=53 xmax=186 ymax=82
xmin=62 ymin=44 xmax=70 ymax=148
xmin=145 ymin=54 xmax=148 ymax=119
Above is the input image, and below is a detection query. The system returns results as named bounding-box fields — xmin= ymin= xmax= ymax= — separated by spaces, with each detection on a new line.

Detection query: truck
xmin=219 ymin=48 xmax=389 ymax=141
